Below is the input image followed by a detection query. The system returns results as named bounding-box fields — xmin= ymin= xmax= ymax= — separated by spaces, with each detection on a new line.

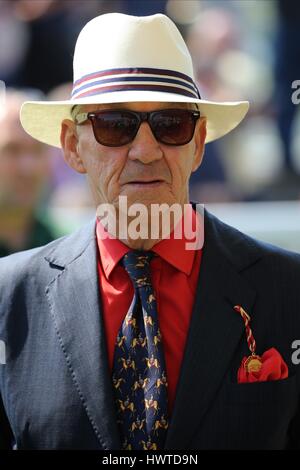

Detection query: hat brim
xmin=20 ymin=90 xmax=249 ymax=148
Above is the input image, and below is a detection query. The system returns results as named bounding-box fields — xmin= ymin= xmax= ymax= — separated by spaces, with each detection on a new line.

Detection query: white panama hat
xmin=20 ymin=12 xmax=249 ymax=148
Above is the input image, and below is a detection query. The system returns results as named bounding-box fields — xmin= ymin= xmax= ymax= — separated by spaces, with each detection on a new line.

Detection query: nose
xmin=127 ymin=122 xmax=163 ymax=164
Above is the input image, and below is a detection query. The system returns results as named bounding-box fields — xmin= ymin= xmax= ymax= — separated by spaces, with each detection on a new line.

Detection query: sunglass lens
xmin=92 ymin=112 xmax=138 ymax=146
xmin=152 ymin=110 xmax=195 ymax=145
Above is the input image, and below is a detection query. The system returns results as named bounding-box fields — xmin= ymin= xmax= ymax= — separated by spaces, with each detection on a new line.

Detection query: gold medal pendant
xmin=244 ymin=354 xmax=262 ymax=373
xmin=234 ymin=305 xmax=263 ymax=374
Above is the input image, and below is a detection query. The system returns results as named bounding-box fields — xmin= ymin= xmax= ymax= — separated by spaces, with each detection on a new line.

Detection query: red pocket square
xmin=234 ymin=305 xmax=289 ymax=383
xmin=237 ymin=347 xmax=289 ymax=383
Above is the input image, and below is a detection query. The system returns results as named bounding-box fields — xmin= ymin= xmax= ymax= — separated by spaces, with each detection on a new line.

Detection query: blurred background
xmin=1 ymin=0 xmax=300 ymax=255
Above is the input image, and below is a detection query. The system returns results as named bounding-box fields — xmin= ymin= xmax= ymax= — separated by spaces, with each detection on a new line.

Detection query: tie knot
xmin=122 ymin=250 xmax=154 ymax=288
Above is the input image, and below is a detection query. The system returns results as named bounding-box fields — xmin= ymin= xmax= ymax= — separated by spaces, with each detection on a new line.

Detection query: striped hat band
xmin=71 ymin=67 xmax=201 ymax=100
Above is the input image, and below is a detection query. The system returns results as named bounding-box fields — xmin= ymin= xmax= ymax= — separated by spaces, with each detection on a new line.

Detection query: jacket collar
xmin=45 ymin=207 xmax=263 ymax=273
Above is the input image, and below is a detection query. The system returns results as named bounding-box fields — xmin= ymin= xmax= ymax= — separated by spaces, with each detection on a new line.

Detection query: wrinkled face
xmin=0 ymin=104 xmax=51 ymax=209
xmin=61 ymin=101 xmax=206 ymax=212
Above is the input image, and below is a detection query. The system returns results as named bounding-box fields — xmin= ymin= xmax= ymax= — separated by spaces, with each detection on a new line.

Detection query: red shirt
xmin=96 ymin=205 xmax=202 ymax=414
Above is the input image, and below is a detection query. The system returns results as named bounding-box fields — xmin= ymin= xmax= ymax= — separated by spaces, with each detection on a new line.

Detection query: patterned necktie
xmin=112 ymin=250 xmax=169 ymax=451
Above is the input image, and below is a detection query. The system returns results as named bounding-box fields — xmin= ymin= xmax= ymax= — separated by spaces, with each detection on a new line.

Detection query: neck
xmin=98 ymin=200 xmax=192 ymax=251
xmin=122 ymin=237 xmax=160 ymax=251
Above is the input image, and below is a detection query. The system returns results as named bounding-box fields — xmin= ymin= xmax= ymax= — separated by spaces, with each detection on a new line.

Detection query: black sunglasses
xmin=74 ymin=108 xmax=200 ymax=147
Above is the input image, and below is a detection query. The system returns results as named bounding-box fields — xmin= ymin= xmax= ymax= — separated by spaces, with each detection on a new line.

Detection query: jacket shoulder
xmin=0 ymin=219 xmax=96 ymax=288
xmin=0 ymin=235 xmax=65 ymax=281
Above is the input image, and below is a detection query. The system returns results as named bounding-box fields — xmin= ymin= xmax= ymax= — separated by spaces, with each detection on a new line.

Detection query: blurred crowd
xmin=1 ymin=0 xmax=300 ymax=255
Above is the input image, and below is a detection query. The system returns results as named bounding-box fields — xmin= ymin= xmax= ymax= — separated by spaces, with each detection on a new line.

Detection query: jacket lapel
xmin=45 ymin=221 xmax=121 ymax=450
xmin=165 ymin=209 xmax=262 ymax=449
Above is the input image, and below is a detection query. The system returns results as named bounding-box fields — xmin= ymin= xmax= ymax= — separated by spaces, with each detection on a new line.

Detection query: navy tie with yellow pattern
xmin=112 ymin=250 xmax=169 ymax=450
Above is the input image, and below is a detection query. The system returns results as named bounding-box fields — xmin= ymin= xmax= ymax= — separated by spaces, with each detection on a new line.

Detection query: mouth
xmin=124 ymin=179 xmax=166 ymax=188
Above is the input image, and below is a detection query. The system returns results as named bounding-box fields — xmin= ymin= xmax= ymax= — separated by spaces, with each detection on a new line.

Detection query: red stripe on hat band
xmin=72 ymin=83 xmax=199 ymax=99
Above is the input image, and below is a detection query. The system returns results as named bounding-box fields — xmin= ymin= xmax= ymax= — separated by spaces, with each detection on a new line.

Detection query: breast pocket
xmin=224 ymin=374 xmax=298 ymax=405
xmin=219 ymin=375 xmax=299 ymax=449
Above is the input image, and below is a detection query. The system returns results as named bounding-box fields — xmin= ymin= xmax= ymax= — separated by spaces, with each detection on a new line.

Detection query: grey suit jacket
xmin=0 ymin=209 xmax=300 ymax=449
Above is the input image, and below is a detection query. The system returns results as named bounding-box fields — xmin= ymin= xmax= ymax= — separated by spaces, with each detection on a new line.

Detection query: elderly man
xmin=0 ymin=13 xmax=300 ymax=451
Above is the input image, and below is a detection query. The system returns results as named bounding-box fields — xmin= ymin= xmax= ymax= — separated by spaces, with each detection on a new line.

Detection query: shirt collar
xmin=96 ymin=203 xmax=201 ymax=279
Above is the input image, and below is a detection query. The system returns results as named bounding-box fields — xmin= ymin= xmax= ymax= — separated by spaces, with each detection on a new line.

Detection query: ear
xmin=60 ymin=119 xmax=87 ymax=174
xmin=191 ymin=117 xmax=207 ymax=173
